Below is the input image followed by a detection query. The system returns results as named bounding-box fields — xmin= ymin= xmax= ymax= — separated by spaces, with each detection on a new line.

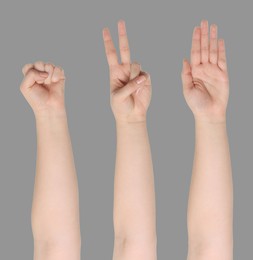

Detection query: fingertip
xmin=218 ymin=38 xmax=225 ymax=48
xmin=183 ymin=58 xmax=189 ymax=66
xmin=136 ymin=74 xmax=147 ymax=84
xmin=141 ymin=72 xmax=150 ymax=81
xmin=201 ymin=19 xmax=208 ymax=27
xmin=103 ymin=27 xmax=109 ymax=34
xmin=219 ymin=38 xmax=225 ymax=44
xmin=118 ymin=19 xmax=127 ymax=35
xmin=210 ymin=24 xmax=218 ymax=37
xmin=102 ymin=27 xmax=111 ymax=40
xmin=118 ymin=19 xmax=125 ymax=26
xmin=193 ymin=26 xmax=201 ymax=37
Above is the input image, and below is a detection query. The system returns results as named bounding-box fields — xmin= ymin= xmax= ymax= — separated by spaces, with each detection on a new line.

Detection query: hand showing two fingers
xmin=103 ymin=20 xmax=152 ymax=124
xmin=20 ymin=61 xmax=66 ymax=116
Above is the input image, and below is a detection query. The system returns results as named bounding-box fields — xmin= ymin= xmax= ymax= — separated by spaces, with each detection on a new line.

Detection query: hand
xmin=103 ymin=20 xmax=152 ymax=124
xmin=20 ymin=61 xmax=66 ymax=117
xmin=181 ymin=20 xmax=229 ymax=123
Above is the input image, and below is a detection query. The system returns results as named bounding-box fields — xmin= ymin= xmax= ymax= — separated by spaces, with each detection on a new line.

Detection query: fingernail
xmin=136 ymin=87 xmax=142 ymax=95
xmin=39 ymin=72 xmax=48 ymax=77
xmin=136 ymin=75 xmax=146 ymax=84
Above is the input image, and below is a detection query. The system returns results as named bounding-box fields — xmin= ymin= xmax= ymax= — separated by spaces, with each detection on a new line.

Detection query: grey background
xmin=0 ymin=0 xmax=250 ymax=259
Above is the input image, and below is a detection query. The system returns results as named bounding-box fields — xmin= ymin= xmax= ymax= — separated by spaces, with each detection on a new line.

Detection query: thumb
xmin=113 ymin=73 xmax=149 ymax=100
xmin=20 ymin=69 xmax=48 ymax=93
xmin=181 ymin=59 xmax=193 ymax=90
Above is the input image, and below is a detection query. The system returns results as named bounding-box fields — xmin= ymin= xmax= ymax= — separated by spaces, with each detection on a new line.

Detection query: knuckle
xmin=46 ymin=63 xmax=54 ymax=70
xmin=210 ymin=49 xmax=217 ymax=54
xmin=106 ymin=49 xmax=117 ymax=56
xmin=191 ymin=50 xmax=200 ymax=55
xmin=22 ymin=64 xmax=31 ymax=75
xmin=219 ymin=58 xmax=226 ymax=64
xmin=34 ymin=61 xmax=44 ymax=68
xmin=201 ymin=46 xmax=209 ymax=51
xmin=25 ymin=69 xmax=34 ymax=78
xmin=120 ymin=46 xmax=129 ymax=52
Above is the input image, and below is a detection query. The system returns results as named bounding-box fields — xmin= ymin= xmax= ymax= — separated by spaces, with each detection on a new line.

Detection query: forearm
xmin=187 ymin=120 xmax=233 ymax=252
xmin=31 ymin=112 xmax=81 ymax=246
xmin=113 ymin=121 xmax=157 ymax=244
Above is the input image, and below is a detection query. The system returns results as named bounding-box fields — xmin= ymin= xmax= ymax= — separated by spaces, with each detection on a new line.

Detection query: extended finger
xmin=218 ymin=39 xmax=227 ymax=71
xmin=103 ymin=27 xmax=119 ymax=67
xmin=209 ymin=24 xmax=218 ymax=64
xmin=118 ymin=20 xmax=131 ymax=64
xmin=20 ymin=69 xmax=48 ymax=92
xmin=191 ymin=27 xmax=201 ymax=66
xmin=201 ymin=20 xmax=209 ymax=63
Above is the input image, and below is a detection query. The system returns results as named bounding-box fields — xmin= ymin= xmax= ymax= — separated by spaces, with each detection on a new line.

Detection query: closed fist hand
xmin=20 ymin=61 xmax=66 ymax=117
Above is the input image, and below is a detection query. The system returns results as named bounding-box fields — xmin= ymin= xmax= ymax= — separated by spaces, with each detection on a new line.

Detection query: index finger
xmin=20 ymin=69 xmax=48 ymax=92
xmin=103 ymin=27 xmax=119 ymax=67
xmin=22 ymin=63 xmax=34 ymax=76
xmin=191 ymin=27 xmax=201 ymax=66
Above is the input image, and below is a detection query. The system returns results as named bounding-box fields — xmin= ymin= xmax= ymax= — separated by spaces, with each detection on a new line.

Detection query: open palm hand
xmin=182 ymin=20 xmax=229 ymax=123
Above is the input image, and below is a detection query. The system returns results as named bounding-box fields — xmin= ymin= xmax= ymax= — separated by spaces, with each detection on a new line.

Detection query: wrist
xmin=194 ymin=113 xmax=227 ymax=125
xmin=116 ymin=119 xmax=147 ymax=129
xmin=195 ymin=119 xmax=227 ymax=133
xmin=34 ymin=108 xmax=67 ymax=120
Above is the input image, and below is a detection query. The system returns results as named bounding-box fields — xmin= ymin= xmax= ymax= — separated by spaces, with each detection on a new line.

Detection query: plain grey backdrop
xmin=0 ymin=0 xmax=250 ymax=259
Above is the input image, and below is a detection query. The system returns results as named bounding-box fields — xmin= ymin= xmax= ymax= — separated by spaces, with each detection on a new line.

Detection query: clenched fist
xmin=181 ymin=20 xmax=229 ymax=123
xmin=20 ymin=61 xmax=66 ymax=117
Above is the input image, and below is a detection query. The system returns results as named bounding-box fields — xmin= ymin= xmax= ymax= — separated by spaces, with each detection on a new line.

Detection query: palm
xmin=182 ymin=21 xmax=229 ymax=121
xmin=110 ymin=63 xmax=131 ymax=90
xmin=186 ymin=63 xmax=229 ymax=112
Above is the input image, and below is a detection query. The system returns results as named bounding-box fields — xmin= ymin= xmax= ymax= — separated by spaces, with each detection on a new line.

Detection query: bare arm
xmin=113 ymin=121 xmax=156 ymax=260
xmin=187 ymin=121 xmax=233 ymax=259
xmin=20 ymin=62 xmax=81 ymax=260
xmin=182 ymin=21 xmax=233 ymax=259
xmin=103 ymin=21 xmax=157 ymax=260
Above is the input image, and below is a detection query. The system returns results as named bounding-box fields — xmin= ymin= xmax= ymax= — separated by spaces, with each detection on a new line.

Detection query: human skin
xmin=103 ymin=20 xmax=157 ymax=260
xmin=20 ymin=62 xmax=81 ymax=260
xmin=181 ymin=20 xmax=233 ymax=260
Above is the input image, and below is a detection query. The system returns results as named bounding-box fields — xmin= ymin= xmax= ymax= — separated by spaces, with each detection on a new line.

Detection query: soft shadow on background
xmin=0 ymin=0 xmax=250 ymax=259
